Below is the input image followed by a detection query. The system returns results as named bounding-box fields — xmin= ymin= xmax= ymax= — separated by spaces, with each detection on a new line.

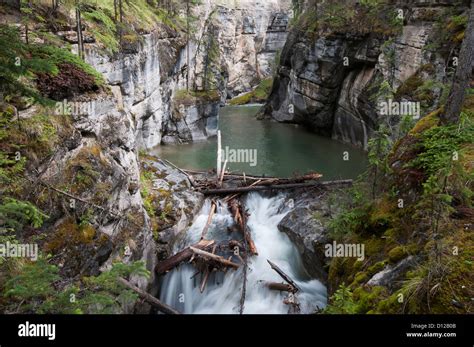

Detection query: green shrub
xmin=324 ymin=284 xmax=358 ymax=314
xmin=0 ymin=198 xmax=48 ymax=231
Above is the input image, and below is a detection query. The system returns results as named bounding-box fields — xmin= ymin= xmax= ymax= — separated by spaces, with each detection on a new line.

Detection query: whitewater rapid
xmin=159 ymin=193 xmax=327 ymax=314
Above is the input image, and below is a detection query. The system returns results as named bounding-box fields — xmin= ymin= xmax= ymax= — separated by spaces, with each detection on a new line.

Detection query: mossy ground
xmin=139 ymin=157 xmax=178 ymax=242
xmin=229 ymin=78 xmax=274 ymax=106
xmin=325 ymin=96 xmax=474 ymax=314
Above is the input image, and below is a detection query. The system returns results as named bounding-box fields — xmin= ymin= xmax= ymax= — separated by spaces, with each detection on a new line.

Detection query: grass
xmin=229 ymin=78 xmax=273 ymax=105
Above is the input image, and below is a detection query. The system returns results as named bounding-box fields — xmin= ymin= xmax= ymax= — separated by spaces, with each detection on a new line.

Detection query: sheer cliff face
xmin=83 ymin=0 xmax=291 ymax=149
xmin=191 ymin=0 xmax=292 ymax=98
xmin=262 ymin=1 xmax=461 ymax=149
xmin=21 ymin=0 xmax=292 ymax=300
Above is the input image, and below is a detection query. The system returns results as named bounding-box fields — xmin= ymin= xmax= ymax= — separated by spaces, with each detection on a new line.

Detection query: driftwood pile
xmin=154 ymin=165 xmax=349 ymax=314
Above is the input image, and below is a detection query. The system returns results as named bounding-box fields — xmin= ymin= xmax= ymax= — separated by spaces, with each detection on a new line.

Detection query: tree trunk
xmin=186 ymin=0 xmax=190 ymax=91
xmin=155 ymin=240 xmax=215 ymax=274
xmin=200 ymin=200 xmax=217 ymax=240
xmin=265 ymin=282 xmax=295 ymax=292
xmin=201 ymin=180 xmax=353 ymax=195
xmin=117 ymin=278 xmax=180 ymax=314
xmin=118 ymin=0 xmax=123 ymax=44
xmin=267 ymin=260 xmax=301 ymax=292
xmin=189 ymin=247 xmax=240 ymax=269
xmin=114 ymin=0 xmax=118 ymax=22
xmin=442 ymin=0 xmax=474 ymax=124
xmin=228 ymin=199 xmax=258 ymax=256
xmin=25 ymin=23 xmax=29 ymax=45
xmin=76 ymin=6 xmax=84 ymax=59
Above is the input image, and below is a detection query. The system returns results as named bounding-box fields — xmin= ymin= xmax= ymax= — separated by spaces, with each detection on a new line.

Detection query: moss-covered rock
xmin=388 ymin=246 xmax=406 ymax=264
xmin=229 ymin=78 xmax=273 ymax=106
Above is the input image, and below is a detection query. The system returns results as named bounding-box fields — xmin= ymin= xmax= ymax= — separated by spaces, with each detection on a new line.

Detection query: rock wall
xmin=16 ymin=7 xmax=210 ymax=310
xmin=14 ymin=0 xmax=290 ymax=311
xmin=22 ymin=92 xmax=204 ymax=311
xmin=80 ymin=0 xmax=291 ymax=149
xmin=262 ymin=1 xmax=461 ymax=149
xmin=192 ymin=0 xmax=292 ymax=99
xmin=83 ymin=25 xmax=219 ymax=149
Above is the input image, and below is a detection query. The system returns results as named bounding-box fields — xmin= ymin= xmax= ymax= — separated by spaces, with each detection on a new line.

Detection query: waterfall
xmin=159 ymin=193 xmax=327 ymax=314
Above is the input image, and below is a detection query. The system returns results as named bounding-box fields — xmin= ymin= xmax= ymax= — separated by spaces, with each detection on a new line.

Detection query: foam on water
xmin=159 ymin=193 xmax=327 ymax=314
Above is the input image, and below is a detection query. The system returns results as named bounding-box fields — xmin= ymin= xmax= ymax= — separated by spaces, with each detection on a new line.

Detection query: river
xmin=159 ymin=194 xmax=327 ymax=314
xmin=156 ymin=105 xmax=367 ymax=314
xmin=151 ymin=105 xmax=367 ymax=180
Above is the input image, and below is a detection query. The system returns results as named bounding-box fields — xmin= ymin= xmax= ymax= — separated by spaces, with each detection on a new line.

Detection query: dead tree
xmin=75 ymin=1 xmax=84 ymax=59
xmin=200 ymin=200 xmax=217 ymax=240
xmin=228 ymin=199 xmax=258 ymax=255
xmin=189 ymin=247 xmax=240 ymax=269
xmin=265 ymin=282 xmax=295 ymax=292
xmin=267 ymin=260 xmax=301 ymax=292
xmin=155 ymin=240 xmax=215 ymax=274
xmin=117 ymin=277 xmax=180 ymax=314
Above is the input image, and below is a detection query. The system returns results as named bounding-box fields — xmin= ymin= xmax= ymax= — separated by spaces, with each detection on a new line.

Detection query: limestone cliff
xmin=1 ymin=0 xmax=292 ymax=312
xmin=261 ymin=0 xmax=467 ymax=149
xmin=191 ymin=0 xmax=291 ymax=99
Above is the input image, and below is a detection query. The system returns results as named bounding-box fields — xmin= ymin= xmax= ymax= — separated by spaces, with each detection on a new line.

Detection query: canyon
xmin=1 ymin=0 xmax=471 ymax=315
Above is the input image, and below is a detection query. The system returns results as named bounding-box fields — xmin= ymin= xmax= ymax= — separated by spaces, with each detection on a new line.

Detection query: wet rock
xmin=262 ymin=3 xmax=455 ymax=148
xmin=278 ymin=206 xmax=329 ymax=282
xmin=148 ymin=159 xmax=205 ymax=257
xmin=277 ymin=188 xmax=344 ymax=283
xmin=164 ymin=102 xmax=220 ymax=144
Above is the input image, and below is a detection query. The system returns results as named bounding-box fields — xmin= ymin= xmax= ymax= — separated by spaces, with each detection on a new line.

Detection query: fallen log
xmin=155 ymin=240 xmax=215 ymax=274
xmin=265 ymin=282 xmax=295 ymax=292
xmin=240 ymin=203 xmax=258 ymax=256
xmin=243 ymin=234 xmax=257 ymax=256
xmin=117 ymin=277 xmax=180 ymax=314
xmin=189 ymin=247 xmax=240 ymax=269
xmin=224 ymin=179 xmax=263 ymax=203
xmin=200 ymin=244 xmax=217 ymax=292
xmin=255 ymin=172 xmax=322 ymax=186
xmin=200 ymin=200 xmax=217 ymax=240
xmin=200 ymin=268 xmax=210 ymax=293
xmin=229 ymin=199 xmax=258 ymax=256
xmin=267 ymin=260 xmax=301 ymax=292
xmin=228 ymin=240 xmax=244 ymax=251
xmin=224 ymin=172 xmax=278 ymax=180
xmin=202 ymin=180 xmax=353 ymax=195
xmin=228 ymin=199 xmax=243 ymax=226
